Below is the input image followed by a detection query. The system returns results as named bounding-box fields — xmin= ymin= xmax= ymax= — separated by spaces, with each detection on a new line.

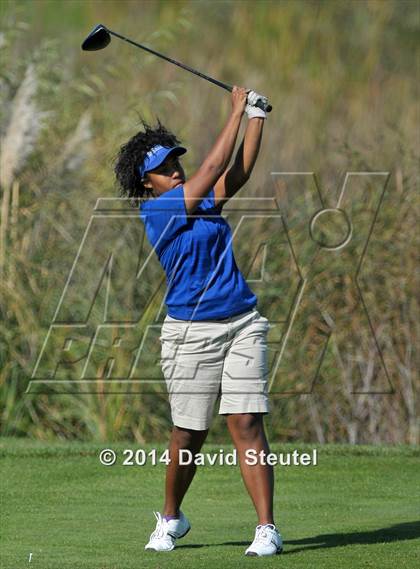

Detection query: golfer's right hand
xmin=231 ymin=86 xmax=248 ymax=116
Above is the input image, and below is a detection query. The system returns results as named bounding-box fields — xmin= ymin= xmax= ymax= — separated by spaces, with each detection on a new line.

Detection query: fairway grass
xmin=1 ymin=440 xmax=419 ymax=568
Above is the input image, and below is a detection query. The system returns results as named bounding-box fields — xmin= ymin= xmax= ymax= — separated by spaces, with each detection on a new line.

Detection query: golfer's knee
xmin=172 ymin=425 xmax=208 ymax=450
xmin=228 ymin=413 xmax=263 ymax=442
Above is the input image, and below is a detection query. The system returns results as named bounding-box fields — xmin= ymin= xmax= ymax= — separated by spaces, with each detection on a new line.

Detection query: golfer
xmin=114 ymin=86 xmax=282 ymax=557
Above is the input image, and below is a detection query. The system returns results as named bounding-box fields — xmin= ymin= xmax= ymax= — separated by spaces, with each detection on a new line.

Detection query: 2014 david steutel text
xmin=100 ymin=448 xmax=318 ymax=467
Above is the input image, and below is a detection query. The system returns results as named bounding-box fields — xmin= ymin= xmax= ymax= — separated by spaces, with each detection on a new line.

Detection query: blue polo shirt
xmin=139 ymin=186 xmax=257 ymax=320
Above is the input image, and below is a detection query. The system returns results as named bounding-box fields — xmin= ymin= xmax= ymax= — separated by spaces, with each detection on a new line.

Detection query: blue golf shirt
xmin=139 ymin=185 xmax=257 ymax=321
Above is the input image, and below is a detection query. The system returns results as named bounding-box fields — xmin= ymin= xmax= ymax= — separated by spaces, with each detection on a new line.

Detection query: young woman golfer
xmin=114 ymin=86 xmax=282 ymax=557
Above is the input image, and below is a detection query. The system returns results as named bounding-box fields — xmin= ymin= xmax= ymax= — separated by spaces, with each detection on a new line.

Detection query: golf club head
xmin=81 ymin=24 xmax=111 ymax=51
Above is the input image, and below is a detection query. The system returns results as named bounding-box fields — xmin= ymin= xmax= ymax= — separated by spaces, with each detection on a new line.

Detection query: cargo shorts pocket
xmin=160 ymin=323 xmax=182 ymax=344
xmin=160 ymin=315 xmax=193 ymax=341
xmin=252 ymin=312 xmax=270 ymax=331
xmin=159 ymin=321 xmax=186 ymax=379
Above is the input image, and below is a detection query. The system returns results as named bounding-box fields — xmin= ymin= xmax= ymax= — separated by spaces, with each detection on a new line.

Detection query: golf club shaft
xmin=109 ymin=29 xmax=231 ymax=92
xmin=108 ymin=28 xmax=272 ymax=112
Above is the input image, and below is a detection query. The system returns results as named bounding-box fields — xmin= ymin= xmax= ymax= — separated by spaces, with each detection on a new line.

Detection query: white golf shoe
xmin=144 ymin=511 xmax=191 ymax=552
xmin=245 ymin=523 xmax=283 ymax=556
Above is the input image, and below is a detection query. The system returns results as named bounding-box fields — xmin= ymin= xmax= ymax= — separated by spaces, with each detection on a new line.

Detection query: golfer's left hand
xmin=246 ymin=90 xmax=268 ymax=119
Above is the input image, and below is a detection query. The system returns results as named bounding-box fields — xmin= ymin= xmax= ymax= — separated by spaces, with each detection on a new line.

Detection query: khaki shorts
xmin=159 ymin=308 xmax=270 ymax=430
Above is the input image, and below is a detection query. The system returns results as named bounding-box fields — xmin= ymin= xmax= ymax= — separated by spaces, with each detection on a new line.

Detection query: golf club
xmin=81 ymin=24 xmax=272 ymax=112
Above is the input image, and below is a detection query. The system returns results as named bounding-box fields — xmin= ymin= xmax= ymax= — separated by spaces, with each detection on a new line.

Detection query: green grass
xmin=1 ymin=439 xmax=419 ymax=568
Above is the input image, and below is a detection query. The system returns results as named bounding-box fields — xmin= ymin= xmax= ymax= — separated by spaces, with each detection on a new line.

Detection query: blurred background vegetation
xmin=0 ymin=0 xmax=418 ymax=444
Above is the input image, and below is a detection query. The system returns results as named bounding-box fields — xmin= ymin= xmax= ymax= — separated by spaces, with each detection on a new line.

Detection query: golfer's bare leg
xmin=163 ymin=426 xmax=209 ymax=516
xmin=226 ymin=413 xmax=274 ymax=525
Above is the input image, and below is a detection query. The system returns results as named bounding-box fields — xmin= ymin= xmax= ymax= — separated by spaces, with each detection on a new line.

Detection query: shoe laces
xmin=150 ymin=511 xmax=169 ymax=540
xmin=253 ymin=524 xmax=277 ymax=546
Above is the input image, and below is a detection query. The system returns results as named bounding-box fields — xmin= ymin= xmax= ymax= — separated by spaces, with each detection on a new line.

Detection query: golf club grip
xmin=256 ymin=100 xmax=272 ymax=113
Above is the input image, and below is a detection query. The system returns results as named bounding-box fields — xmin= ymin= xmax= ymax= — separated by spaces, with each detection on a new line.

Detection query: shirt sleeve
xmin=198 ymin=188 xmax=223 ymax=213
xmin=140 ymin=186 xmax=189 ymax=254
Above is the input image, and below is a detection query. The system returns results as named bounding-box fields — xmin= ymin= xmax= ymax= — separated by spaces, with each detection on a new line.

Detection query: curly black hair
xmin=113 ymin=117 xmax=182 ymax=208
